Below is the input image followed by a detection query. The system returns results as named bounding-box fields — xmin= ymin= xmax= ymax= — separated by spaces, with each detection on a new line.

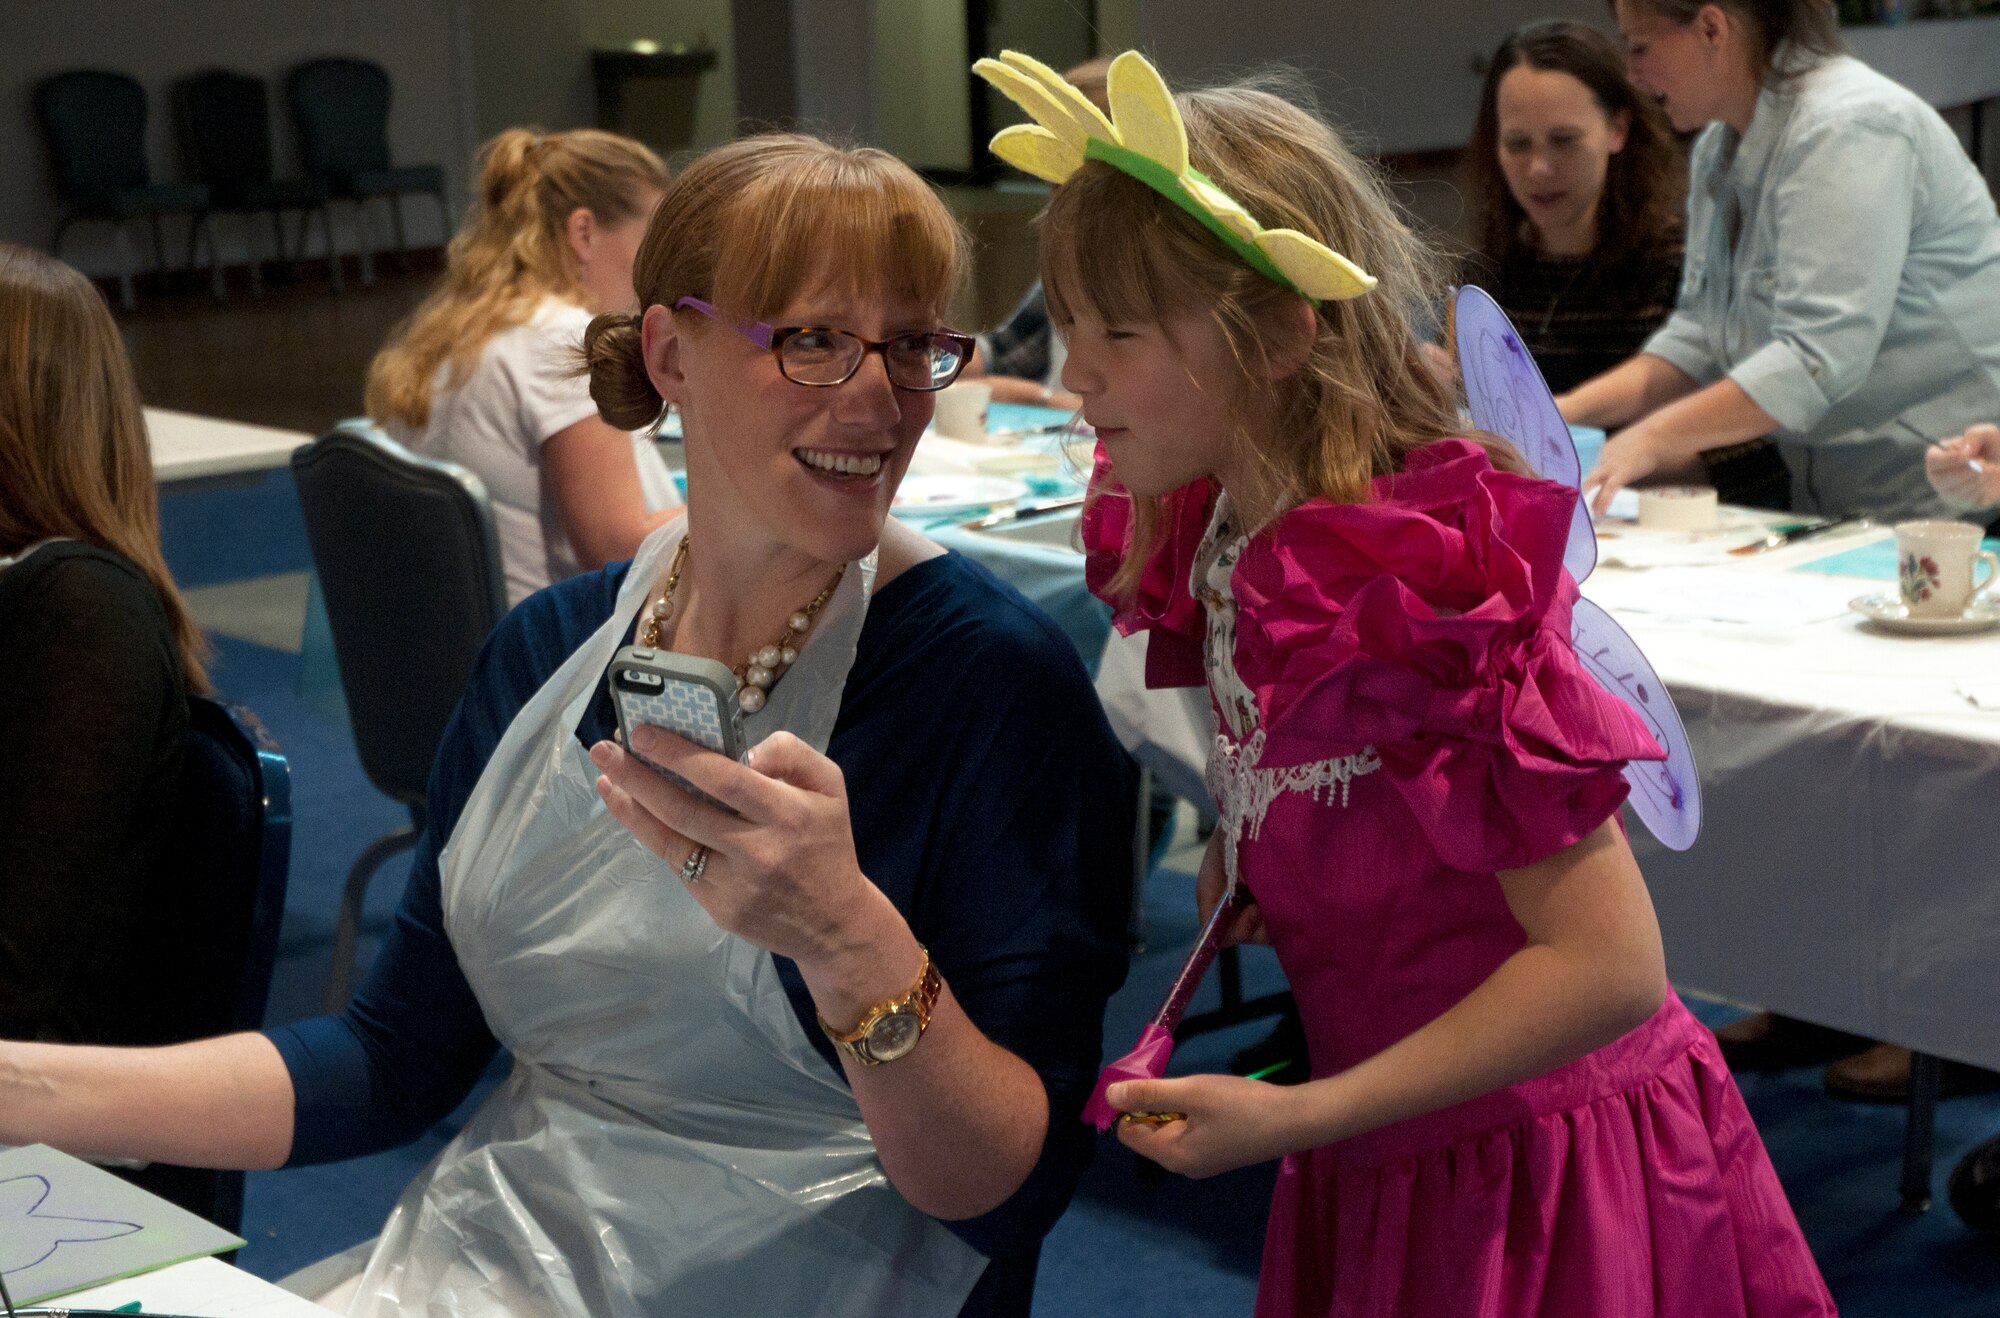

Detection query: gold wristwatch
xmin=818 ymin=947 xmax=942 ymax=1066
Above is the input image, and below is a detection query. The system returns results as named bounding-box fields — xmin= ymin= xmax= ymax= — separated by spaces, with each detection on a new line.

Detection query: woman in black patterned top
xmin=1468 ymin=21 xmax=1786 ymax=506
xmin=1466 ymin=20 xmax=1686 ymax=396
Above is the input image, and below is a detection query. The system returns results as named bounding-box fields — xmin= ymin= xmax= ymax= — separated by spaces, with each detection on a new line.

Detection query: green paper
xmin=1792 ymin=535 xmax=2000 ymax=581
xmin=1082 ymin=139 xmax=1311 ymax=300
xmin=0 ymin=1145 xmax=244 ymax=1306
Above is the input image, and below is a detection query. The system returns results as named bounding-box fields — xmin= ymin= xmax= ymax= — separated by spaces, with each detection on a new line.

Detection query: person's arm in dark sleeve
xmin=921 ymin=618 xmax=1138 ymax=1257
xmin=266 ymin=567 xmax=626 ymax=1162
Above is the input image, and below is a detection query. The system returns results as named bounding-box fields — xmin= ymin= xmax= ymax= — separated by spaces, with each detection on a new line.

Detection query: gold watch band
xmin=817 ymin=947 xmax=941 ymax=1066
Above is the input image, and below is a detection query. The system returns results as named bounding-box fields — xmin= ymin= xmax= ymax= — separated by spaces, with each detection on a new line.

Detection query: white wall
xmin=873 ymin=0 xmax=969 ymax=169
xmin=1125 ymin=0 xmax=1609 ymax=153
xmin=2 ymin=0 xmax=479 ymax=275
xmin=469 ymin=0 xmax=738 ymax=154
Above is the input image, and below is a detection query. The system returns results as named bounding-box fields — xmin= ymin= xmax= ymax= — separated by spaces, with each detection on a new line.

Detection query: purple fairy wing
xmin=1571 ymin=597 xmax=1702 ymax=850
xmin=1454 ymin=285 xmax=1597 ymax=582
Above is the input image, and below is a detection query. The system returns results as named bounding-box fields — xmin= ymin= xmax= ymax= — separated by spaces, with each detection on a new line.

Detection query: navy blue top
xmin=268 ymin=550 xmax=1136 ymax=1316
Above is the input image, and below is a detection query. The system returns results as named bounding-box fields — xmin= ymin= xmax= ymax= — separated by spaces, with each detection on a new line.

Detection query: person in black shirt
xmin=1468 ymin=19 xmax=1788 ymax=507
xmin=0 ymin=243 xmax=212 ymax=1045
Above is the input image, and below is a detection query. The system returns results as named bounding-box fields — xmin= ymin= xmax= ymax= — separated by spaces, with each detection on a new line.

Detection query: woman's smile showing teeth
xmin=795 ymin=447 xmax=885 ymax=479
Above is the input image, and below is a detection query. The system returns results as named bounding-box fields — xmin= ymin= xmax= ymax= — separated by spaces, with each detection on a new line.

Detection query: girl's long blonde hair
xmin=1041 ymin=77 xmax=1528 ymax=601
xmin=0 ymin=244 xmax=210 ymax=693
xmin=365 ymin=127 xmax=668 ymax=431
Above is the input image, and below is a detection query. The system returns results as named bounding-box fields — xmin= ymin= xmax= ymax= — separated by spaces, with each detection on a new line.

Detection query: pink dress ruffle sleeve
xmin=1084 ymin=439 xmax=1835 ymax=1318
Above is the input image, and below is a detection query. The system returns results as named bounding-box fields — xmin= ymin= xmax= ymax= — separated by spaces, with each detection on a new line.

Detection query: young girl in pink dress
xmin=1035 ymin=63 xmax=1837 ymax=1318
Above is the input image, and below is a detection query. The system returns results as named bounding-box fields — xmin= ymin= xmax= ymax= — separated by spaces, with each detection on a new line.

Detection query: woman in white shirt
xmin=367 ymin=128 xmax=681 ymax=605
xmin=1565 ymin=0 xmax=2000 ymax=522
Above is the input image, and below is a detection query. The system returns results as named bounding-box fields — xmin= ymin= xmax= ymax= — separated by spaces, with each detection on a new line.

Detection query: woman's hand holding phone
xmin=588 ymin=726 xmax=897 ymax=969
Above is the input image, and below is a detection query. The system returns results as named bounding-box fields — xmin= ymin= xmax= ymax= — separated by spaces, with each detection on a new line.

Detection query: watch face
xmin=866 ymin=1009 xmax=923 ymax=1061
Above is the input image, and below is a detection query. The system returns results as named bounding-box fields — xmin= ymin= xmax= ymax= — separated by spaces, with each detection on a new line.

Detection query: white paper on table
xmin=1957 ymin=681 xmax=2000 ymax=710
xmin=1585 ymin=566 xmax=1863 ymax=626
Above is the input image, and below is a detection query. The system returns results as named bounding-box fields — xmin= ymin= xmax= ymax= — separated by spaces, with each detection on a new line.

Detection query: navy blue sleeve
xmin=268 ymin=565 xmax=629 ymax=1164
xmin=925 ymin=602 xmax=1136 ymax=1258
xmin=826 ymin=556 xmax=1136 ymax=1262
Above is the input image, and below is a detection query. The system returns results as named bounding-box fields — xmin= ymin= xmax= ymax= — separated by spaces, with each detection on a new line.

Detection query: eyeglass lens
xmin=779 ymin=329 xmax=969 ymax=390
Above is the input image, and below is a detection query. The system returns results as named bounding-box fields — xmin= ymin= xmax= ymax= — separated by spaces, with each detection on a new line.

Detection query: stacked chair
xmin=289 ymin=58 xmax=451 ymax=287
xmin=172 ymin=69 xmax=340 ymax=297
xmin=36 ymin=70 xmax=217 ymax=309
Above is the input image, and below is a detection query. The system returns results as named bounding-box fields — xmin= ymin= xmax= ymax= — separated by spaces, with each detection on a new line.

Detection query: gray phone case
xmin=608 ymin=646 xmax=746 ymax=809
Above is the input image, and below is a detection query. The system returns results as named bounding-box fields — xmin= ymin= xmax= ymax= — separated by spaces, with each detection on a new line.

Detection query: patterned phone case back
xmin=618 ymin=679 xmax=729 ymax=756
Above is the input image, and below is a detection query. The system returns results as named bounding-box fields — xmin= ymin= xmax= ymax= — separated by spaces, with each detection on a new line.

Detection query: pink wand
xmin=1081 ymin=886 xmax=1254 ymax=1130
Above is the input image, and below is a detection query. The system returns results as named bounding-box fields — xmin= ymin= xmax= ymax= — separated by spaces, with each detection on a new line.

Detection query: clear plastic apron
xmin=344 ymin=518 xmax=988 ymax=1317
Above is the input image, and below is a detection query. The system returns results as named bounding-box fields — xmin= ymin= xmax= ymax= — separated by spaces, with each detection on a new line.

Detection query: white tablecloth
xmin=147 ymin=408 xmax=311 ymax=484
xmin=1588 ymin=533 xmax=2000 ymax=1070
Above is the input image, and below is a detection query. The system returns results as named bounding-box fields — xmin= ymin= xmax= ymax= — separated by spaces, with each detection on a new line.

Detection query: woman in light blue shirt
xmin=1564 ymin=0 xmax=2000 ymax=522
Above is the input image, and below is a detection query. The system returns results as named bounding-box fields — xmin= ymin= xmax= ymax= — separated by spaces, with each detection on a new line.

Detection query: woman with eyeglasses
xmin=0 ymin=134 xmax=1137 ymax=1318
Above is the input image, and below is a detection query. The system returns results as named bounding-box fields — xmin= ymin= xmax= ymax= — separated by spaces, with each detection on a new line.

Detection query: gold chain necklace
xmin=641 ymin=537 xmax=846 ymax=713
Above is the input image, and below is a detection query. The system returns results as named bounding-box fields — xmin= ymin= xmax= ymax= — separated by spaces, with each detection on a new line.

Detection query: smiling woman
xmin=1464 ymin=20 xmax=1685 ymax=394
xmin=0 ymin=134 xmax=1137 ymax=1318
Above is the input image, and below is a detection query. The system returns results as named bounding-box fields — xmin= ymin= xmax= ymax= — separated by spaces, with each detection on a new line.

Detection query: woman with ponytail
xmin=366 ymin=128 xmax=679 ymax=606
xmin=1569 ymin=0 xmax=2000 ymax=525
xmin=0 ymin=243 xmax=211 ymax=1046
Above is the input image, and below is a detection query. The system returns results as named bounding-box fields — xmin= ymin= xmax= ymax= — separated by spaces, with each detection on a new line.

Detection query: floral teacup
xmin=1895 ymin=520 xmax=1998 ymax=618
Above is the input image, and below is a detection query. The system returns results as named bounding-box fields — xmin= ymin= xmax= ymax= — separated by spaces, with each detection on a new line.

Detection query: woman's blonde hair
xmin=1041 ymin=77 xmax=1528 ymax=601
xmin=583 ymin=133 xmax=966 ymax=432
xmin=366 ymin=127 xmax=668 ymax=431
xmin=0 ymin=244 xmax=209 ymax=693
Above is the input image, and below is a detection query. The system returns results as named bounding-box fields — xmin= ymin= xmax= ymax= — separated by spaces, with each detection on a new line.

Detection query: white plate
xmin=1849 ymin=592 xmax=2000 ymax=635
xmin=892 ymin=474 xmax=1030 ymax=516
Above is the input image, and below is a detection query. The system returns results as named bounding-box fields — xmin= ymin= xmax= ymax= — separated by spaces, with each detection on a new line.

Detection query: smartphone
xmin=607 ymin=645 xmax=746 ymax=811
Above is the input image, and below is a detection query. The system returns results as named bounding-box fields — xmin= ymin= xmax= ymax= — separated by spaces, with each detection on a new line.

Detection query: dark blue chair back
xmin=124 ymin=695 xmax=292 ymax=1233
xmin=289 ymin=58 xmax=394 ymax=183
xmin=291 ymin=428 xmax=506 ymax=807
xmin=174 ymin=70 xmax=274 ymax=192
xmin=36 ymin=70 xmax=151 ymax=203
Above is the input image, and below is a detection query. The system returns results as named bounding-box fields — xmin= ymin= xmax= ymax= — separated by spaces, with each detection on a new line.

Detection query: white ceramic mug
xmin=1894 ymin=520 xmax=1998 ymax=617
xmin=933 ymin=381 xmax=992 ymax=441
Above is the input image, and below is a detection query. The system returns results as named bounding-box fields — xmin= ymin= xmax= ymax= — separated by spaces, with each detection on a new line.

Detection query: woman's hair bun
xmin=581 ymin=311 xmax=664 ymax=431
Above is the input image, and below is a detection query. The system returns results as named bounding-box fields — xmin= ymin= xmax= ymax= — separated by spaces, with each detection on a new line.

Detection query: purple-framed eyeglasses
xmin=672 ymin=296 xmax=976 ymax=392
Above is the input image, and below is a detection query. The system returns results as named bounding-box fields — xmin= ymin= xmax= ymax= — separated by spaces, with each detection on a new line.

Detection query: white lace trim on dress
xmin=1206 ymin=727 xmax=1382 ymax=886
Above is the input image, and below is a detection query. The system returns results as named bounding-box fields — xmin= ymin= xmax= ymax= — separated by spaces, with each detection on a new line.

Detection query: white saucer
xmin=1849 ymin=592 xmax=2000 ymax=635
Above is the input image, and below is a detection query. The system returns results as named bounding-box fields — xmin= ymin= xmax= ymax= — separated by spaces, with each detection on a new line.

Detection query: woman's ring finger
xmin=679 ymin=844 xmax=709 ymax=884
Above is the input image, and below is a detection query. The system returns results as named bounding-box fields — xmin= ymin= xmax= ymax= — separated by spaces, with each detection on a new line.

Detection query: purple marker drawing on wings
xmin=1454 ymin=285 xmax=1701 ymax=851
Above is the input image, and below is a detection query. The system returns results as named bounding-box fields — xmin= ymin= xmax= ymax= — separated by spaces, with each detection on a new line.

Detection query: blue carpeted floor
xmin=160 ymin=469 xmax=2000 ymax=1312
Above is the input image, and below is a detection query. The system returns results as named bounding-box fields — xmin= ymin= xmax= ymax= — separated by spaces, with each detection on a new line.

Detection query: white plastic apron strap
xmin=345 ymin=518 xmax=985 ymax=1316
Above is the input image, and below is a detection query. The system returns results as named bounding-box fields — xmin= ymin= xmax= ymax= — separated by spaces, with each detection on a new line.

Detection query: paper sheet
xmin=1587 ymin=567 xmax=1864 ymax=627
xmin=0 ymin=1144 xmax=244 ymax=1305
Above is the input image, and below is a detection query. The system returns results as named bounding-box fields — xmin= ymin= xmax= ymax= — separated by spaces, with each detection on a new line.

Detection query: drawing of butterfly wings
xmin=0 ymin=1174 xmax=140 ymax=1277
xmin=1453 ymin=285 xmax=1702 ymax=851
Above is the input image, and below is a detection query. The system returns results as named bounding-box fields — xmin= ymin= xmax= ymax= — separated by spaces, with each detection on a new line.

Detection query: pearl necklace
xmin=640 ymin=537 xmax=846 ymax=713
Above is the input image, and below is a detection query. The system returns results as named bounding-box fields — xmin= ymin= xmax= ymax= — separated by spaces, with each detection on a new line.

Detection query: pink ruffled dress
xmin=1085 ymin=440 xmax=1835 ymax=1318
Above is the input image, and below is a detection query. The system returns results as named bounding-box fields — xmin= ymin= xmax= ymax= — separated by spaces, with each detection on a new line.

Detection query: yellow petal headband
xmin=971 ymin=50 xmax=1377 ymax=304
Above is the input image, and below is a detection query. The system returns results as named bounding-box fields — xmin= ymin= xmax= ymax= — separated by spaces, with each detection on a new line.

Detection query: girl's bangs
xmin=1042 ymin=164 xmax=1216 ymax=329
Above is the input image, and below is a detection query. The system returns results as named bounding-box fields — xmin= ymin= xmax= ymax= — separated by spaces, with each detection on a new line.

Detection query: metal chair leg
xmin=1901 ymin=1050 xmax=1943 ymax=1214
xmin=321 ymin=205 xmax=344 ymax=293
xmin=388 ymin=194 xmax=407 ymax=269
xmin=1129 ymin=764 xmax=1152 ymax=952
xmin=353 ymin=199 xmax=376 ymax=287
xmin=149 ymin=211 xmax=168 ymax=276
xmin=114 ymin=223 xmax=137 ymax=311
xmin=322 ymin=825 xmax=419 ymax=1013
xmin=202 ymin=215 xmax=225 ymax=303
